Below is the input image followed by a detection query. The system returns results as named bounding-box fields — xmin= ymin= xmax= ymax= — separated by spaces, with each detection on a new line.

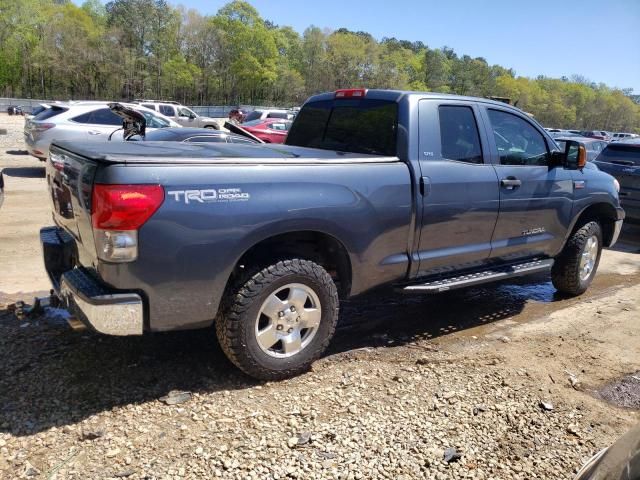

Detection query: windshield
xmin=139 ymin=110 xmax=171 ymax=128
xmin=597 ymin=144 xmax=640 ymax=166
xmin=286 ymin=98 xmax=398 ymax=156
xmin=242 ymin=119 xmax=264 ymax=127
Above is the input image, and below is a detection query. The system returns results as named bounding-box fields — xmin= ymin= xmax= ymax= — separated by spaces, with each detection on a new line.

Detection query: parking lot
xmin=1 ymin=113 xmax=639 ymax=479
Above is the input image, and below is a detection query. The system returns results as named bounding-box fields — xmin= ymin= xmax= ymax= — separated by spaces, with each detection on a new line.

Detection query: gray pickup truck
xmin=41 ymin=89 xmax=624 ymax=380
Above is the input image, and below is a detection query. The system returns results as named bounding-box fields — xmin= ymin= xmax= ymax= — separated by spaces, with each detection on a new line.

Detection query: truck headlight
xmin=613 ymin=178 xmax=620 ymax=193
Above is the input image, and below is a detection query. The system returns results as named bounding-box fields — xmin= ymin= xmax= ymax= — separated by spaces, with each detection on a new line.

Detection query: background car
xmin=24 ymin=102 xmax=180 ymax=161
xmin=134 ymin=101 xmax=220 ymax=130
xmin=128 ymin=127 xmax=258 ymax=144
xmin=554 ymin=136 xmax=608 ymax=162
xmin=242 ymin=108 xmax=296 ymax=122
xmin=580 ymin=130 xmax=611 ymax=141
xmin=24 ymin=103 xmax=50 ymax=120
xmin=594 ymin=138 xmax=640 ymax=223
xmin=239 ymin=118 xmax=292 ymax=143
xmin=7 ymin=106 xmax=23 ymax=116
xmin=612 ymin=132 xmax=639 ymax=141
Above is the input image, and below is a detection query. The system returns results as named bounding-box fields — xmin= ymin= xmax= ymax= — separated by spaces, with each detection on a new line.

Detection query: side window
xmin=438 ymin=105 xmax=483 ymax=164
xmin=86 ymin=108 xmax=121 ymax=126
xmin=270 ymin=122 xmax=286 ymax=131
xmin=71 ymin=111 xmax=94 ymax=124
xmin=178 ymin=107 xmax=194 ymax=118
xmin=488 ymin=109 xmax=548 ymax=166
xmin=159 ymin=105 xmax=175 ymax=116
xmin=142 ymin=104 xmax=155 ymax=110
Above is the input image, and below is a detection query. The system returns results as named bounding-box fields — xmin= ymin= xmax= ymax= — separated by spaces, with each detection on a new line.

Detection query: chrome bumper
xmin=59 ymin=270 xmax=144 ymax=336
xmin=41 ymin=227 xmax=144 ymax=336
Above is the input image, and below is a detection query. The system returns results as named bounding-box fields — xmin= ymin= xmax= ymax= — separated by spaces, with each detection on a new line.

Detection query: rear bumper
xmin=40 ymin=226 xmax=144 ymax=335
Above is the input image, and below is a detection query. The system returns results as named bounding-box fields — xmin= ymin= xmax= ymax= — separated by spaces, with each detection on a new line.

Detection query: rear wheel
xmin=552 ymin=221 xmax=603 ymax=296
xmin=216 ymin=259 xmax=339 ymax=380
xmin=204 ymin=124 xmax=219 ymax=130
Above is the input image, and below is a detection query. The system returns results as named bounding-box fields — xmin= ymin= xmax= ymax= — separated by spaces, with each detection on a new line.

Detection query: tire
xmin=204 ymin=124 xmax=219 ymax=130
xmin=216 ymin=259 xmax=339 ymax=380
xmin=551 ymin=221 xmax=603 ymax=296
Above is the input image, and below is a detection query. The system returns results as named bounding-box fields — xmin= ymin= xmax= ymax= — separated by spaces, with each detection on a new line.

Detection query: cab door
xmin=416 ymin=99 xmax=500 ymax=276
xmin=480 ymin=106 xmax=574 ymax=261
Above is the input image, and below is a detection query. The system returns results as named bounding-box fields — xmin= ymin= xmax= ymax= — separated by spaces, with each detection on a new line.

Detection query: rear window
xmin=34 ymin=106 xmax=68 ymax=121
xmin=598 ymin=144 xmax=640 ymax=165
xmin=244 ymin=110 xmax=263 ymax=122
xmin=286 ymin=99 xmax=398 ymax=156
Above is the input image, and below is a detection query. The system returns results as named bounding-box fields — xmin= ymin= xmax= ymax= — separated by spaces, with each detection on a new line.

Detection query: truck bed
xmin=51 ymin=140 xmax=399 ymax=165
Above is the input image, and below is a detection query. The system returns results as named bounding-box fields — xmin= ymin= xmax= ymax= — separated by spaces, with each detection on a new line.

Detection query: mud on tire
xmin=216 ymin=259 xmax=339 ymax=380
xmin=551 ymin=221 xmax=603 ymax=296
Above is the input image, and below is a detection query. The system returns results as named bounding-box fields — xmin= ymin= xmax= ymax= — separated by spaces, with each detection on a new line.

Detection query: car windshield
xmin=138 ymin=110 xmax=171 ymax=128
xmin=286 ymin=98 xmax=398 ymax=156
xmin=243 ymin=111 xmax=263 ymax=122
xmin=242 ymin=119 xmax=264 ymax=127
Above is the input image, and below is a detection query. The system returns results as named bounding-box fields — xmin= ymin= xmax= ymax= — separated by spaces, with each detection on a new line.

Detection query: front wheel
xmin=552 ymin=221 xmax=603 ymax=296
xmin=216 ymin=259 xmax=339 ymax=380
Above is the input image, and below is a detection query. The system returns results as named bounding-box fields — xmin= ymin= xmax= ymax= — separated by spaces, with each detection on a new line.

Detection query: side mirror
xmin=189 ymin=113 xmax=196 ymax=119
xmin=563 ymin=140 xmax=587 ymax=170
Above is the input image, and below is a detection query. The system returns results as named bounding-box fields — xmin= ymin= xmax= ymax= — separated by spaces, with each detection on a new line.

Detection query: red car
xmin=240 ymin=118 xmax=292 ymax=143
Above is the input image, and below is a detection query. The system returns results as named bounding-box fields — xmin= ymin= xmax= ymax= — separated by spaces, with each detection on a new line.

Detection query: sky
xmin=172 ymin=0 xmax=640 ymax=93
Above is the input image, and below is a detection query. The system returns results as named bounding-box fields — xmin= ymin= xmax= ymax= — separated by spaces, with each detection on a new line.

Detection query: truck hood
xmin=50 ymin=140 xmax=397 ymax=164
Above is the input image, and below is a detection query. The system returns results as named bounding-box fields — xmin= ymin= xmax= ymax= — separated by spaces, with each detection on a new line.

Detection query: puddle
xmin=495 ymin=281 xmax=558 ymax=303
xmin=597 ymin=372 xmax=640 ymax=409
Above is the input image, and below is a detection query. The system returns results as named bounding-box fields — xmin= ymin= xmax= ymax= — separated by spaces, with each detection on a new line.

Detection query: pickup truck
xmin=41 ymin=89 xmax=624 ymax=380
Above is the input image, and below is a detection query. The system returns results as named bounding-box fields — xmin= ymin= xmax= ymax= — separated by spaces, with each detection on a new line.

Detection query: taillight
xmin=92 ymin=184 xmax=164 ymax=262
xmin=32 ymin=123 xmax=55 ymax=132
xmin=92 ymin=184 xmax=164 ymax=230
xmin=335 ymin=89 xmax=367 ymax=99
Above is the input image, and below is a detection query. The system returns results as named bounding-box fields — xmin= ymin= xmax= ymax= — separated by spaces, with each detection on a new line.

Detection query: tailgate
xmin=47 ymin=145 xmax=99 ymax=265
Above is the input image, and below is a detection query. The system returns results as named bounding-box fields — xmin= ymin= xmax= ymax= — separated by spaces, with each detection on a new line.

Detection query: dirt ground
xmin=0 ymin=113 xmax=639 ymax=479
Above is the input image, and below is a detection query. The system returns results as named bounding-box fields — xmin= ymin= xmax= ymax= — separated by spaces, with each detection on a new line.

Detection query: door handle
xmin=500 ymin=177 xmax=522 ymax=189
xmin=88 ymin=130 xmax=102 ymax=135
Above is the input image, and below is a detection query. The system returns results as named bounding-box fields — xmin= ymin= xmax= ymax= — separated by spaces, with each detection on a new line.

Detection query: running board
xmin=403 ymin=259 xmax=554 ymax=293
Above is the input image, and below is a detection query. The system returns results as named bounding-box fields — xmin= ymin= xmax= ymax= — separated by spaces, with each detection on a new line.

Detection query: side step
xmin=403 ymin=259 xmax=554 ymax=293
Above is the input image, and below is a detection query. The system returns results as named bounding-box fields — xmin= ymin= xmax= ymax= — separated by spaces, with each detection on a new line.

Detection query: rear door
xmin=416 ymin=99 xmax=500 ymax=276
xmin=480 ymin=106 xmax=574 ymax=261
xmin=70 ymin=108 xmax=124 ymax=141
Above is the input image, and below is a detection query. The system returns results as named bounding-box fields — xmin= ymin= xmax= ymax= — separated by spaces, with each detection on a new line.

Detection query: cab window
xmin=159 ymin=105 xmax=175 ymax=116
xmin=438 ymin=105 xmax=483 ymax=164
xmin=488 ymin=109 xmax=548 ymax=166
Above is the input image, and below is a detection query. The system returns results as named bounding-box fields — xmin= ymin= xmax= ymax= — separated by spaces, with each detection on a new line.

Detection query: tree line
xmin=1 ymin=0 xmax=638 ymax=131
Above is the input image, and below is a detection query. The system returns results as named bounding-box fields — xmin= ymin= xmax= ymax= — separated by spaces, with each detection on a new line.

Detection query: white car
xmin=24 ymin=102 xmax=181 ymax=161
xmin=134 ymin=101 xmax=221 ymax=130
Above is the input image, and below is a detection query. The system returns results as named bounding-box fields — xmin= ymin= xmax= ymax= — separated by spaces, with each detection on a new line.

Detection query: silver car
xmin=134 ymin=101 xmax=220 ymax=130
xmin=24 ymin=102 xmax=181 ymax=161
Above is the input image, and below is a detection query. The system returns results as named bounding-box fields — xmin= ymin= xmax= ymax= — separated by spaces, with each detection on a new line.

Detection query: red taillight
xmin=92 ymin=184 xmax=164 ymax=230
xmin=335 ymin=89 xmax=367 ymax=99
xmin=32 ymin=123 xmax=55 ymax=132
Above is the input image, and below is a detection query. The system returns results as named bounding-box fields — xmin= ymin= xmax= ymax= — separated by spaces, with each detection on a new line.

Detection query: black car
xmin=594 ymin=139 xmax=640 ymax=223
xmin=128 ymin=127 xmax=258 ymax=144
xmin=7 ymin=105 xmax=23 ymax=116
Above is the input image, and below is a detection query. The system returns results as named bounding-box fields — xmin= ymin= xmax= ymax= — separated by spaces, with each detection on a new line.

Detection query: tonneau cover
xmin=50 ymin=141 xmax=398 ymax=164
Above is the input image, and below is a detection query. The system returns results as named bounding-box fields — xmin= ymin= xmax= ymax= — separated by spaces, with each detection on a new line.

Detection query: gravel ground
xmin=0 ymin=113 xmax=639 ymax=479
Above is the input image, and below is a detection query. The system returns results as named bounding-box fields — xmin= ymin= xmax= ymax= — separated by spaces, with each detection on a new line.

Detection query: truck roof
xmin=305 ymin=89 xmax=529 ymax=114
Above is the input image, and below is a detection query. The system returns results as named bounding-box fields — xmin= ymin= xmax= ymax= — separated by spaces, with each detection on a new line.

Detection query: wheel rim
xmin=579 ymin=235 xmax=599 ymax=281
xmin=254 ymin=283 xmax=321 ymax=358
